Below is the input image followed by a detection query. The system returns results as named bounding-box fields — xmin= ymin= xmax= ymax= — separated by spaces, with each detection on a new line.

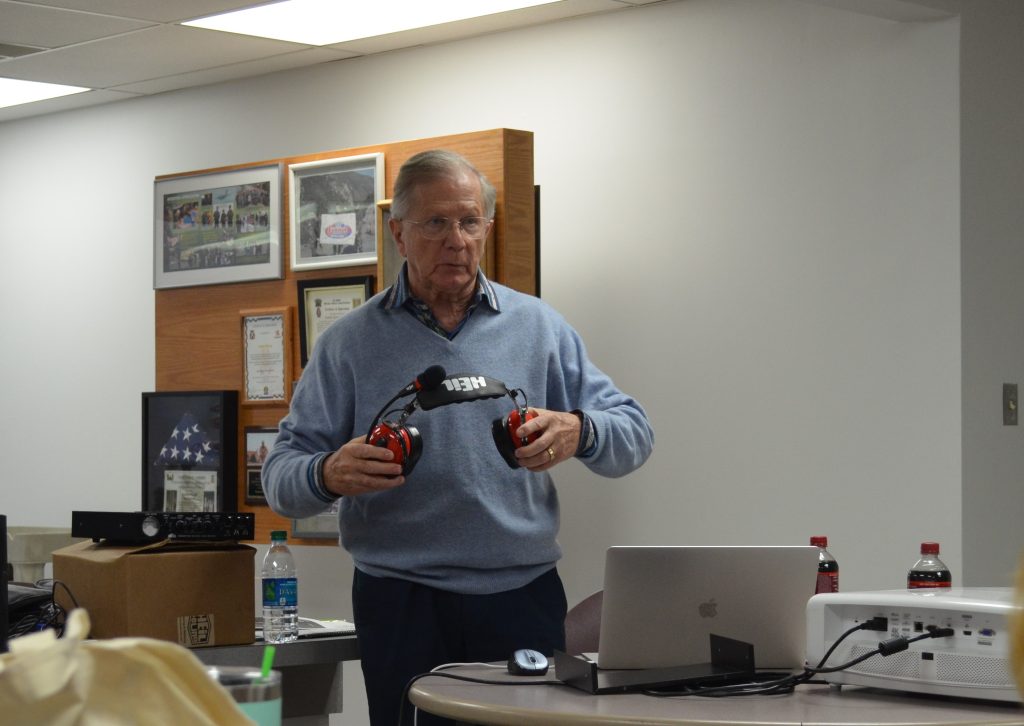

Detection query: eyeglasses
xmin=402 ymin=216 xmax=492 ymax=240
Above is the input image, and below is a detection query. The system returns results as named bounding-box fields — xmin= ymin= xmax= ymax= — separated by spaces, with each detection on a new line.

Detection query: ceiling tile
xmin=18 ymin=0 xmax=266 ymax=24
xmin=111 ymin=47 xmax=357 ymax=95
xmin=0 ymin=24 xmax=310 ymax=88
xmin=0 ymin=87 xmax=138 ymax=122
xmin=0 ymin=1 xmax=154 ymax=48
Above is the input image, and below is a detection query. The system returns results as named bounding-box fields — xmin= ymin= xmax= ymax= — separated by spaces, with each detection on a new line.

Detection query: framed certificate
xmin=241 ymin=308 xmax=292 ymax=404
xmin=296 ymin=276 xmax=373 ymax=367
xmin=142 ymin=391 xmax=238 ymax=512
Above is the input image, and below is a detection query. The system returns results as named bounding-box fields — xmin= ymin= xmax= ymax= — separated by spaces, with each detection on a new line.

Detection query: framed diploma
xmin=241 ymin=308 xmax=292 ymax=404
xmin=142 ymin=391 xmax=238 ymax=512
xmin=296 ymin=276 xmax=373 ymax=367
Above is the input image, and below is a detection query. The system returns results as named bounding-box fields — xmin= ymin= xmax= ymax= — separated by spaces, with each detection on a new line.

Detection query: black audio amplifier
xmin=71 ymin=511 xmax=255 ymax=544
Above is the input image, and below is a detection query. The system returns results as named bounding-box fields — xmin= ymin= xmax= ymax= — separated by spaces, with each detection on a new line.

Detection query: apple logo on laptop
xmin=698 ymin=598 xmax=717 ymax=618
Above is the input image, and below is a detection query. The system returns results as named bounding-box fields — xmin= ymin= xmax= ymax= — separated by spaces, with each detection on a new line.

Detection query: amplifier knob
xmin=141 ymin=515 xmax=161 ymax=538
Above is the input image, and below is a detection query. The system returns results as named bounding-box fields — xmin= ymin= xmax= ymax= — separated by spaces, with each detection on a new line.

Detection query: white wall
xmin=958 ymin=1 xmax=1024 ymax=587
xmin=0 ymin=0 xmax=975 ymax=721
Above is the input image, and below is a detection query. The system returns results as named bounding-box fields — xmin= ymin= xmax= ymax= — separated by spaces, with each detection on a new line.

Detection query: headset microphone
xmin=365 ymin=365 xmax=446 ymax=476
xmin=397 ymin=365 xmax=447 ymax=396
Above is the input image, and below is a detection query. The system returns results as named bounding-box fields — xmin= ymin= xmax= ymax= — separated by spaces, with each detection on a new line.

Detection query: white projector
xmin=806 ymin=588 xmax=1021 ymax=702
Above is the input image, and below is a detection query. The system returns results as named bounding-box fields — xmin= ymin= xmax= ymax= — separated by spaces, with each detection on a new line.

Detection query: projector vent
xmin=841 ymin=645 xmax=1014 ymax=688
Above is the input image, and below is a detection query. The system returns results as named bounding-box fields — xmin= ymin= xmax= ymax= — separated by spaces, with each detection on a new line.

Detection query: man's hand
xmin=511 ymin=408 xmax=581 ymax=472
xmin=321 ymin=436 xmax=406 ymax=496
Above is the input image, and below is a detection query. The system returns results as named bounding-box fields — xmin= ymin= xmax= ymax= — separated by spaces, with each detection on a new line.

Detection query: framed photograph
xmin=244 ymin=427 xmax=277 ymax=505
xmin=289 ymin=153 xmax=384 ymax=271
xmin=154 ymin=164 xmax=282 ymax=289
xmin=241 ymin=308 xmax=292 ymax=405
xmin=296 ymin=276 xmax=373 ymax=367
xmin=376 ymin=199 xmax=401 ymax=293
xmin=292 ymin=499 xmax=341 ymax=539
xmin=142 ymin=391 xmax=238 ymax=512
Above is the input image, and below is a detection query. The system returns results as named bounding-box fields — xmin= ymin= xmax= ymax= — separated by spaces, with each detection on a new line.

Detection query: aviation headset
xmin=364 ymin=365 xmax=539 ymax=475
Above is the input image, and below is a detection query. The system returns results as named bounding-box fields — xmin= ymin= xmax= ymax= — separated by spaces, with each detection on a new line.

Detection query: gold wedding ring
xmin=547 ymin=447 xmax=555 ymax=461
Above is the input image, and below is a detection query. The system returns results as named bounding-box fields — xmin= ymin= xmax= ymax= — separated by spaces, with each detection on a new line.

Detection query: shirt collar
xmin=381 ymin=263 xmax=500 ymax=313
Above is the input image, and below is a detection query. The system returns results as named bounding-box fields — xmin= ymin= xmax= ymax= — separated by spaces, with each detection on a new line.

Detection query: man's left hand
xmin=512 ymin=408 xmax=580 ymax=472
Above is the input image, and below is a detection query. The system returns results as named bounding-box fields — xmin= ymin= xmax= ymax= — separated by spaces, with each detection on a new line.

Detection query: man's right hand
xmin=321 ymin=436 xmax=406 ymax=496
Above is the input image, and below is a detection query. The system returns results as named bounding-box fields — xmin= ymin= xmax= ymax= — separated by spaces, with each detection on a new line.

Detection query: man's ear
xmin=389 ymin=216 xmax=408 ymax=257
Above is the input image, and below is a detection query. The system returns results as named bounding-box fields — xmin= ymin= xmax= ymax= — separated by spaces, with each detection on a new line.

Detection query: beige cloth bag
xmin=0 ymin=609 xmax=253 ymax=726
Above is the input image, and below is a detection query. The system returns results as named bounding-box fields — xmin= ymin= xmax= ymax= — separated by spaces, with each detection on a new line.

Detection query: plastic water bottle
xmin=907 ymin=541 xmax=952 ymax=589
xmin=810 ymin=536 xmax=839 ymax=593
xmin=262 ymin=530 xmax=298 ymax=643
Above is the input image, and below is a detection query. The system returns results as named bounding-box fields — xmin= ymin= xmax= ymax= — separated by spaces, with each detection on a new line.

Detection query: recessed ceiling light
xmin=184 ymin=0 xmax=561 ymax=46
xmin=0 ymin=78 xmax=89 ymax=110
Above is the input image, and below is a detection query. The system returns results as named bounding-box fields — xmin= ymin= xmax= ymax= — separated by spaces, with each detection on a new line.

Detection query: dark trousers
xmin=352 ymin=567 xmax=567 ymax=726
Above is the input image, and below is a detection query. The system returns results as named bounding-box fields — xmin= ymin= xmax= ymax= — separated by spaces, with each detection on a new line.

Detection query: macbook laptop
xmin=596 ymin=545 xmax=818 ymax=670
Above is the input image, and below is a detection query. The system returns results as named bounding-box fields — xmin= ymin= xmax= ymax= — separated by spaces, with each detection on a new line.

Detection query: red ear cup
xmin=369 ymin=422 xmax=422 ymax=476
xmin=491 ymin=408 xmax=538 ymax=469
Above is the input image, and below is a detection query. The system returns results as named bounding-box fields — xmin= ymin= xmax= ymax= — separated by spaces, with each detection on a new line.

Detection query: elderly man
xmin=263 ymin=149 xmax=654 ymax=725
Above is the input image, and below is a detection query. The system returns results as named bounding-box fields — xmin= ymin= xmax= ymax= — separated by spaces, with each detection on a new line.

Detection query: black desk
xmin=196 ymin=635 xmax=360 ymax=721
xmin=408 ymin=664 xmax=1024 ymax=726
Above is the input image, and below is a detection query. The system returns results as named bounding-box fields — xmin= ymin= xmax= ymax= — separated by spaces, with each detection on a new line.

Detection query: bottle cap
xmin=270 ymin=530 xmax=287 ymax=541
xmin=810 ymin=536 xmax=828 ymax=547
xmin=920 ymin=541 xmax=939 ymax=555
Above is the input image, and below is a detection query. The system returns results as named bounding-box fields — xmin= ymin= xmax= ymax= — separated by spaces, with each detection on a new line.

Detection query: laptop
xmin=596 ymin=546 xmax=818 ymax=670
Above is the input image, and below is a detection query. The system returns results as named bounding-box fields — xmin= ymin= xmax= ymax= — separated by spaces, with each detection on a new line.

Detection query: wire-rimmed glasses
xmin=401 ymin=216 xmax=492 ymax=240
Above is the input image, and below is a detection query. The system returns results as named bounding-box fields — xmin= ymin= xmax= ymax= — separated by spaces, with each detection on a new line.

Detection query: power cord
xmin=644 ymin=618 xmax=955 ymax=698
xmin=7 ymin=579 xmax=79 ymax=640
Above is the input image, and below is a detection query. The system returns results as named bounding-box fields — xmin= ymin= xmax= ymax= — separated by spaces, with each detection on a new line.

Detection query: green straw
xmin=260 ymin=644 xmax=276 ymax=680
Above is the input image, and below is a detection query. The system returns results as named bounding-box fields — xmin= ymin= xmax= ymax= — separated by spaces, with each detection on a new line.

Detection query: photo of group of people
xmin=161 ymin=181 xmax=272 ymax=273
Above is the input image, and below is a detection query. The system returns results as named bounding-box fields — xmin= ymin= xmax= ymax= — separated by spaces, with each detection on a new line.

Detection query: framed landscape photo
xmin=154 ymin=164 xmax=282 ymax=289
xmin=289 ymin=153 xmax=384 ymax=271
xmin=296 ymin=276 xmax=373 ymax=367
xmin=142 ymin=391 xmax=238 ymax=512
xmin=244 ymin=427 xmax=277 ymax=505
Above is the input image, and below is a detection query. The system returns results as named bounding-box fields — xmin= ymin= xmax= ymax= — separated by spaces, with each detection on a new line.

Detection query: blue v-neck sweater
xmin=262 ymin=279 xmax=654 ymax=595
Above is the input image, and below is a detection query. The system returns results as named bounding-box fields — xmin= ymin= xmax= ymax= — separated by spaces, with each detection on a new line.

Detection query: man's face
xmin=391 ymin=171 xmax=487 ymax=302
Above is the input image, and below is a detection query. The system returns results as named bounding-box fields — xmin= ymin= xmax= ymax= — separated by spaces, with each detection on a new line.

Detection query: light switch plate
xmin=1003 ymin=383 xmax=1017 ymax=426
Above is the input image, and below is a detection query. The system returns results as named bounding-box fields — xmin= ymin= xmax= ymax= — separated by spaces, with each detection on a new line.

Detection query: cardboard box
xmin=53 ymin=539 xmax=255 ymax=647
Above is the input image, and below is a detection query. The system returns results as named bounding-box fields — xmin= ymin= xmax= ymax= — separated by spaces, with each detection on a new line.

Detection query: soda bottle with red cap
xmin=811 ymin=536 xmax=839 ymax=594
xmin=907 ymin=541 xmax=952 ymax=589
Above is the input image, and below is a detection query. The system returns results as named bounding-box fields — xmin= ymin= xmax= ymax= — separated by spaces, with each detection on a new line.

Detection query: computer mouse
xmin=507 ymin=648 xmax=549 ymax=675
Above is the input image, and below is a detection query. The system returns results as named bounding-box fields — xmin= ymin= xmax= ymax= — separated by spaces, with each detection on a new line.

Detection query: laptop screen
xmin=596 ymin=545 xmax=818 ymax=670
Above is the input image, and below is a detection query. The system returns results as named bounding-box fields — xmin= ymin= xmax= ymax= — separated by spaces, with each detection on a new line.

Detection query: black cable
xmin=7 ymin=579 xmax=77 ymax=640
xmin=646 ymin=618 xmax=949 ymax=699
